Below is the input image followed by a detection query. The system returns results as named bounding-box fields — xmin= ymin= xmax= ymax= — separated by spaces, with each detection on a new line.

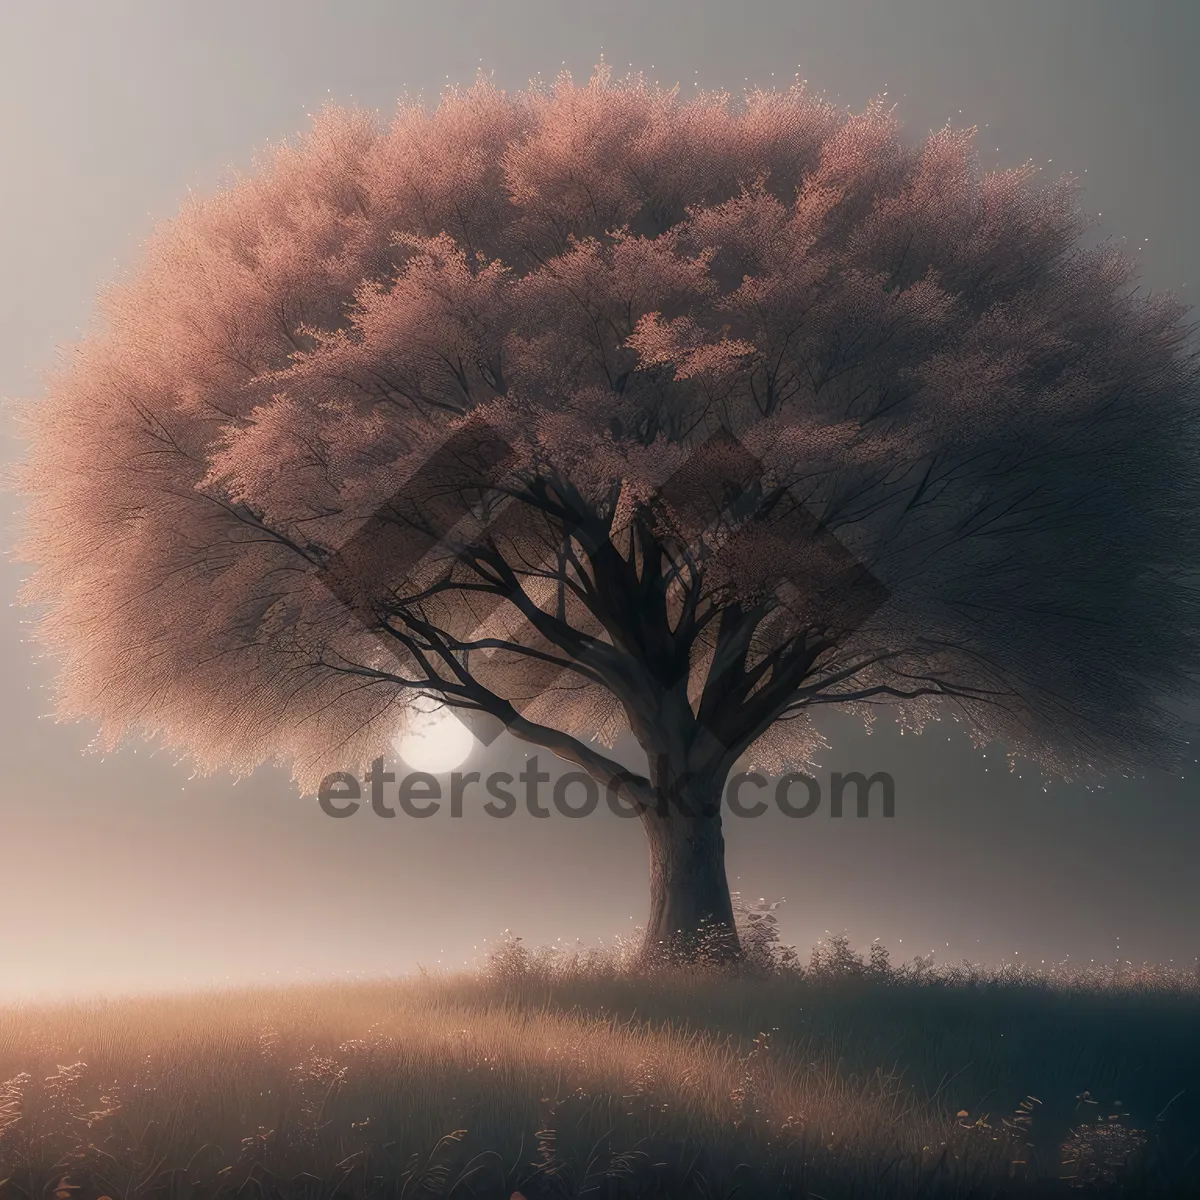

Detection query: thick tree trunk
xmin=640 ymin=762 xmax=740 ymax=964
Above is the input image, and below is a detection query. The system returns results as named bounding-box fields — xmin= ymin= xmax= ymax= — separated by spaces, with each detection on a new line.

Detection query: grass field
xmin=1 ymin=936 xmax=1198 ymax=1199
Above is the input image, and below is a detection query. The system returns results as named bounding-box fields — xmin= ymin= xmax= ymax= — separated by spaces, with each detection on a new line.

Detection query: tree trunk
xmin=640 ymin=762 xmax=740 ymax=964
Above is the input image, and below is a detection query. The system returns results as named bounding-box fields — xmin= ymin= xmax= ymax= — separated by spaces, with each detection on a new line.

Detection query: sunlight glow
xmin=394 ymin=695 xmax=475 ymax=773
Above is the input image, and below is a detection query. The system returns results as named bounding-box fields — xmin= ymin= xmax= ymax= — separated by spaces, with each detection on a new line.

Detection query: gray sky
xmin=2 ymin=0 xmax=1198 ymax=999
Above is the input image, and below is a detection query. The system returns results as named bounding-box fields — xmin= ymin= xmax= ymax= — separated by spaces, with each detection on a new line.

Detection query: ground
xmin=0 ymin=946 xmax=1197 ymax=1199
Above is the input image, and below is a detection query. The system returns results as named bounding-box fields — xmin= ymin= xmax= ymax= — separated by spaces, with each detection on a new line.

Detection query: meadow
xmin=1 ymin=929 xmax=1198 ymax=1200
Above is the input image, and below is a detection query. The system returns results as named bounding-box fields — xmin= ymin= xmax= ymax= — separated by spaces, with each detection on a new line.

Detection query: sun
xmin=393 ymin=694 xmax=475 ymax=773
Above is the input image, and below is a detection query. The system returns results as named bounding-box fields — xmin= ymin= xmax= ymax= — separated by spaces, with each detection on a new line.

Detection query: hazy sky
xmin=2 ymin=0 xmax=1199 ymax=1000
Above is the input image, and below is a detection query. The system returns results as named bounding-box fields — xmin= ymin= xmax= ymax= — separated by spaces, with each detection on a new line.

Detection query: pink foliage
xmin=13 ymin=65 xmax=1200 ymax=793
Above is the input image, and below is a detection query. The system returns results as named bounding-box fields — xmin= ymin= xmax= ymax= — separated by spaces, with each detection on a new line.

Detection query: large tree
xmin=16 ymin=66 xmax=1200 ymax=961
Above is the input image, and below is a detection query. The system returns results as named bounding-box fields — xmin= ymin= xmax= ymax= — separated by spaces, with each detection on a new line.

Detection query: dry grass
xmin=0 ymin=940 xmax=1197 ymax=1199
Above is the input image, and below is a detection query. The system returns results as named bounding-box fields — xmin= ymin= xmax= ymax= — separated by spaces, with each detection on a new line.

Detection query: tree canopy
xmin=16 ymin=64 xmax=1200 ymax=806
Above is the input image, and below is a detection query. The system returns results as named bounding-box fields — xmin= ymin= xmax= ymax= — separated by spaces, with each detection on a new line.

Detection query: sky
xmin=1 ymin=0 xmax=1199 ymax=1000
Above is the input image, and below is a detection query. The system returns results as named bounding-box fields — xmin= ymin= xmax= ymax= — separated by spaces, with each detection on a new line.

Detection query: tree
xmin=15 ymin=65 xmax=1200 ymax=962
